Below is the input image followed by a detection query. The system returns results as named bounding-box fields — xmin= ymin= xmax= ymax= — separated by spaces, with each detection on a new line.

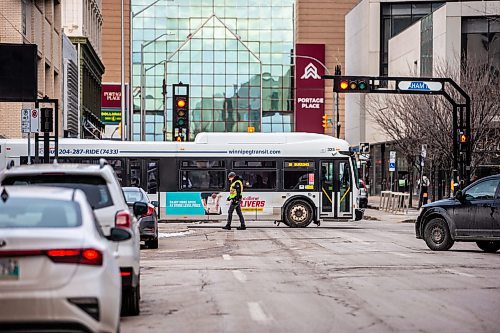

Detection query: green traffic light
xmin=178 ymin=119 xmax=185 ymax=126
xmin=358 ymin=81 xmax=367 ymax=90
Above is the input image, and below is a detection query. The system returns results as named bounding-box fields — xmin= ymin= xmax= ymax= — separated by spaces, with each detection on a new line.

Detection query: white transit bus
xmin=0 ymin=132 xmax=362 ymax=227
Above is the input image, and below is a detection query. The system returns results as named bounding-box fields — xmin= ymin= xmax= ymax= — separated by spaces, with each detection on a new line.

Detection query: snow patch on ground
xmin=158 ymin=230 xmax=195 ymax=238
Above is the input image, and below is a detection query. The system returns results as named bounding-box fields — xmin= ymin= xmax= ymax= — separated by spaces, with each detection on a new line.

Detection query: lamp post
xmin=291 ymin=55 xmax=335 ymax=137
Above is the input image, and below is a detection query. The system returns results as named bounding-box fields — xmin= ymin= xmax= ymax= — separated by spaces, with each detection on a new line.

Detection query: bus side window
xmin=147 ymin=160 xmax=159 ymax=194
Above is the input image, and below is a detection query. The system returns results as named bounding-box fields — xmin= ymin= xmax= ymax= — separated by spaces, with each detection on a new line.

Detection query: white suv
xmin=0 ymin=160 xmax=146 ymax=316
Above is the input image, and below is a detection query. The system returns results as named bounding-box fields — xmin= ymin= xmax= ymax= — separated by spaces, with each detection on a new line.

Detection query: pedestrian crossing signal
xmin=459 ymin=133 xmax=468 ymax=143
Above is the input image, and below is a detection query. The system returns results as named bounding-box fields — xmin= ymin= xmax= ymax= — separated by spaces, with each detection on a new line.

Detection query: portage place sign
xmin=295 ymin=44 xmax=326 ymax=133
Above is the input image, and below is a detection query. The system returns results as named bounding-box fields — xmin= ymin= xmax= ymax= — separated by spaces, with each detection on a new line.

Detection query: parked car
xmin=0 ymin=160 xmax=148 ymax=315
xmin=123 ymin=187 xmax=159 ymax=249
xmin=416 ymin=174 xmax=500 ymax=252
xmin=358 ymin=179 xmax=368 ymax=208
xmin=0 ymin=186 xmax=132 ymax=332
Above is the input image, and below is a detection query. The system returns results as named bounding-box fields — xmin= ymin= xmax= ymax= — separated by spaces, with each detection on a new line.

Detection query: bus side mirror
xmin=151 ymin=200 xmax=159 ymax=208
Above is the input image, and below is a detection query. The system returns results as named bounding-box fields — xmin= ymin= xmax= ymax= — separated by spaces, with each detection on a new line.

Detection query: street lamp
xmin=140 ymin=32 xmax=174 ymax=141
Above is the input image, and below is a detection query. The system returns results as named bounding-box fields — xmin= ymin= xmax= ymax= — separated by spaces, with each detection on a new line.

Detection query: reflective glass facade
xmin=132 ymin=0 xmax=295 ymax=141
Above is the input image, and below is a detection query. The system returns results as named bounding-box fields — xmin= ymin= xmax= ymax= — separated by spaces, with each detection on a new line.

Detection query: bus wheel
xmin=285 ymin=200 xmax=313 ymax=228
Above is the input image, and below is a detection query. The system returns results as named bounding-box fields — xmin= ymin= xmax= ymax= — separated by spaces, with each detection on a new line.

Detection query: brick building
xmin=0 ymin=0 xmax=62 ymax=138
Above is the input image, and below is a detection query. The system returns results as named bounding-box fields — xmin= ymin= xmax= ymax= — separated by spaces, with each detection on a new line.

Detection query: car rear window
xmin=123 ymin=190 xmax=146 ymax=204
xmin=0 ymin=198 xmax=81 ymax=228
xmin=2 ymin=175 xmax=113 ymax=209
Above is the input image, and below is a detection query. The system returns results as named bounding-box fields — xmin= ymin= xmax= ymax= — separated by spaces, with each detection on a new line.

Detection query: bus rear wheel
xmin=285 ymin=200 xmax=313 ymax=228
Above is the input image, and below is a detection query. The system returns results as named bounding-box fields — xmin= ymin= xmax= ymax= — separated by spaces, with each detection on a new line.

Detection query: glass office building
xmin=132 ymin=0 xmax=295 ymax=141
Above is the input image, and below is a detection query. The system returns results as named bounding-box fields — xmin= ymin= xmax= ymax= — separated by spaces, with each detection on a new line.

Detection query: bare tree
xmin=367 ymin=56 xmax=500 ymax=182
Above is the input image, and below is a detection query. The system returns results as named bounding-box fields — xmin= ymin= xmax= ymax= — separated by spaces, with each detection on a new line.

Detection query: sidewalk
xmin=367 ymin=194 xmax=419 ymax=210
xmin=363 ymin=194 xmax=420 ymax=223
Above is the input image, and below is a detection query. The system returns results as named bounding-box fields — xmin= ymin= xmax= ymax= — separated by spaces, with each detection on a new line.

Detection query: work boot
xmin=222 ymin=225 xmax=231 ymax=230
xmin=237 ymin=225 xmax=246 ymax=230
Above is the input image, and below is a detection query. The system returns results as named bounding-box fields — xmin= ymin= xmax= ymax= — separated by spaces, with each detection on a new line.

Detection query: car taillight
xmin=46 ymin=248 xmax=103 ymax=266
xmin=115 ymin=210 xmax=131 ymax=228
xmin=143 ymin=204 xmax=155 ymax=217
xmin=0 ymin=249 xmax=103 ymax=266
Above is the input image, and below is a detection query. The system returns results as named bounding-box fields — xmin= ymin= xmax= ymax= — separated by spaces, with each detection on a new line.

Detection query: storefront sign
xmin=101 ymin=84 xmax=127 ymax=125
xmin=295 ymin=44 xmax=325 ymax=133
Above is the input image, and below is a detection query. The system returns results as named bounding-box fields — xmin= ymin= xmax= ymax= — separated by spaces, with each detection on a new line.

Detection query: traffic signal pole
xmin=323 ymin=75 xmax=472 ymax=191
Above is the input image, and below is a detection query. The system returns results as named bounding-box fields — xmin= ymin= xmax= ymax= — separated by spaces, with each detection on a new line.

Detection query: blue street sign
xmin=398 ymin=81 xmax=443 ymax=92
xmin=389 ymin=162 xmax=396 ymax=172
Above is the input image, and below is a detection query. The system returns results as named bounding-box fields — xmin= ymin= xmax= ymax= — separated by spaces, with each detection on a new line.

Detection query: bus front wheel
xmin=285 ymin=200 xmax=313 ymax=228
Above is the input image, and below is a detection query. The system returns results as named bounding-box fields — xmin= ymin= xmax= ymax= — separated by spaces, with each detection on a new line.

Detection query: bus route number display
xmin=286 ymin=161 xmax=314 ymax=168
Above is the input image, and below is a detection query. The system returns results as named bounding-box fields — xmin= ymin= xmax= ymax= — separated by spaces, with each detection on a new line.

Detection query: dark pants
xmin=420 ymin=186 xmax=429 ymax=205
xmin=227 ymin=201 xmax=245 ymax=227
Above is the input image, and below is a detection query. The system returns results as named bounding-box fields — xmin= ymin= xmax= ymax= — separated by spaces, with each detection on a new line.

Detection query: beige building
xmin=62 ymin=0 xmax=105 ymax=139
xmin=0 ymin=0 xmax=62 ymax=138
xmin=296 ymin=0 xmax=358 ymax=139
xmin=101 ymin=0 xmax=130 ymax=83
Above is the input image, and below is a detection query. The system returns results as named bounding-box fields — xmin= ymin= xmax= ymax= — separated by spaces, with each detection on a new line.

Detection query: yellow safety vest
xmin=229 ymin=179 xmax=243 ymax=199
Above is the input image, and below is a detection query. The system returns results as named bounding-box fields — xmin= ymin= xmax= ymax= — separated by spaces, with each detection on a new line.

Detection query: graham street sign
xmin=398 ymin=81 xmax=443 ymax=92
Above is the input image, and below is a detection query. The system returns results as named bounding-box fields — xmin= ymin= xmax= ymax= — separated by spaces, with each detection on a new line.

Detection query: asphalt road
xmin=121 ymin=214 xmax=500 ymax=333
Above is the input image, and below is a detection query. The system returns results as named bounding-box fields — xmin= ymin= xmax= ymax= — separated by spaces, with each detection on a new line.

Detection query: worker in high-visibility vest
xmin=222 ymin=172 xmax=246 ymax=230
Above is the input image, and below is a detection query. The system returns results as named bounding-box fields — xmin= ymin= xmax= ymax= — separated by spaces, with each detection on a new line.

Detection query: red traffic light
xmin=340 ymin=80 xmax=349 ymax=90
xmin=459 ymin=133 xmax=468 ymax=143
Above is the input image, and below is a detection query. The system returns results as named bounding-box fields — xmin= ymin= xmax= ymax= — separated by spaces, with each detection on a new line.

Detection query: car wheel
xmin=476 ymin=241 xmax=500 ymax=253
xmin=285 ymin=199 xmax=313 ymax=228
xmin=122 ymin=282 xmax=140 ymax=316
xmin=147 ymin=238 xmax=159 ymax=249
xmin=423 ymin=218 xmax=454 ymax=251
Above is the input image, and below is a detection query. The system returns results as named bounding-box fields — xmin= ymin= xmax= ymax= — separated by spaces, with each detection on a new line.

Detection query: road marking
xmin=222 ymin=254 xmax=232 ymax=260
xmin=445 ymin=269 xmax=475 ymax=278
xmin=232 ymin=270 xmax=247 ymax=283
xmin=248 ymin=302 xmax=268 ymax=322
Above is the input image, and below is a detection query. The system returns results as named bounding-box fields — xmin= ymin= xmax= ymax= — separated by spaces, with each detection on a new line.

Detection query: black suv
xmin=416 ymin=174 xmax=500 ymax=252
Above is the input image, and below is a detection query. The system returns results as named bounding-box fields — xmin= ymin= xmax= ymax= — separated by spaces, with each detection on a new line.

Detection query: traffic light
xmin=172 ymin=83 xmax=189 ymax=142
xmin=40 ymin=108 xmax=53 ymax=132
xmin=458 ymin=130 xmax=469 ymax=153
xmin=322 ymin=115 xmax=329 ymax=128
xmin=335 ymin=77 xmax=371 ymax=93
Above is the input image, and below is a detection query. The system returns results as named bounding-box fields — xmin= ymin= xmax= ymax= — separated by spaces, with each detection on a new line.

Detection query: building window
xmin=462 ymin=18 xmax=500 ymax=72
xmin=420 ymin=14 xmax=433 ymax=76
xmin=132 ymin=0 xmax=295 ymax=141
xmin=380 ymin=2 xmax=443 ymax=77
xmin=21 ymin=0 xmax=27 ymax=35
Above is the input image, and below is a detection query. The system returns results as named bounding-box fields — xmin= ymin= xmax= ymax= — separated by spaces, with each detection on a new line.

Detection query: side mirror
xmin=133 ymin=201 xmax=148 ymax=217
xmin=107 ymin=227 xmax=132 ymax=242
xmin=151 ymin=200 xmax=159 ymax=208
xmin=455 ymin=190 xmax=464 ymax=202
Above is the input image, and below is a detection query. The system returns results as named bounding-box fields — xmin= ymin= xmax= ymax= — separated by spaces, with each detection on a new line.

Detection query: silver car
xmin=0 ymin=160 xmax=147 ymax=316
xmin=0 ymin=186 xmax=131 ymax=332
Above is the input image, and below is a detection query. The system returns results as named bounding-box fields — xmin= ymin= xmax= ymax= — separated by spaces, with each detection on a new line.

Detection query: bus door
xmin=145 ymin=159 xmax=160 ymax=218
xmin=336 ymin=159 xmax=353 ymax=218
xmin=320 ymin=159 xmax=353 ymax=218
xmin=320 ymin=161 xmax=335 ymax=218
xmin=127 ymin=159 xmax=143 ymax=188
